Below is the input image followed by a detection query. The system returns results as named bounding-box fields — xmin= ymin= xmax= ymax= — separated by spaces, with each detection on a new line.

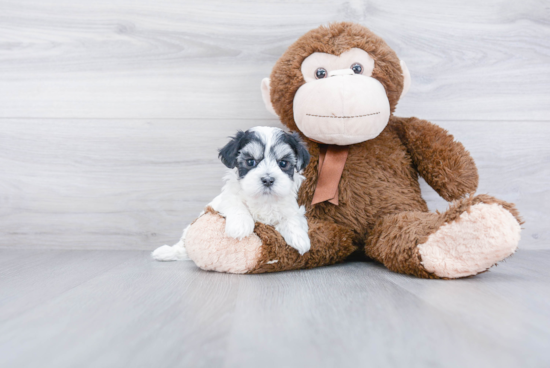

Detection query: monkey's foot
xmin=418 ymin=201 xmax=521 ymax=278
xmin=184 ymin=210 xmax=262 ymax=274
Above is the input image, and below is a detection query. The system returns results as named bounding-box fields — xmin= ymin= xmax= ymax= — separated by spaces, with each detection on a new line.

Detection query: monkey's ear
xmin=400 ymin=60 xmax=411 ymax=99
xmin=261 ymin=78 xmax=278 ymax=117
xmin=218 ymin=131 xmax=245 ymax=169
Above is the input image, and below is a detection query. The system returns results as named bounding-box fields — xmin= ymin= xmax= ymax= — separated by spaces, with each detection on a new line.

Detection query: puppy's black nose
xmin=261 ymin=176 xmax=275 ymax=187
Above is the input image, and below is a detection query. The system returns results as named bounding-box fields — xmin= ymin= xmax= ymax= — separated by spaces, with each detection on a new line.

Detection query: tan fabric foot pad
xmin=185 ymin=212 xmax=262 ymax=274
xmin=418 ymin=203 xmax=521 ymax=278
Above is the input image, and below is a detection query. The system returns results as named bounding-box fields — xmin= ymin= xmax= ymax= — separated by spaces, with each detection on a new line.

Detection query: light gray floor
xmin=1 ymin=249 xmax=549 ymax=368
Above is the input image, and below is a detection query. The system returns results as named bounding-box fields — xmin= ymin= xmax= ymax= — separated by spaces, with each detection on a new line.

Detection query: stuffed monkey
xmin=183 ymin=22 xmax=522 ymax=278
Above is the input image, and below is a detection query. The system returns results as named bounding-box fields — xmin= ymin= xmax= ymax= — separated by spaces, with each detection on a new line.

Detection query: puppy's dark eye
xmin=315 ymin=68 xmax=327 ymax=79
xmin=351 ymin=63 xmax=363 ymax=74
xmin=278 ymin=160 xmax=288 ymax=168
xmin=246 ymin=159 xmax=256 ymax=167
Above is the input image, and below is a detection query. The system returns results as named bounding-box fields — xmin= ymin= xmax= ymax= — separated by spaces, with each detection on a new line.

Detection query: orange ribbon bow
xmin=311 ymin=145 xmax=350 ymax=205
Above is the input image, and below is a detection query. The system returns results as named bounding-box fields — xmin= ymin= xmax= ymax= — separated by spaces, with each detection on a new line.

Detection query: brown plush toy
xmin=183 ymin=22 xmax=522 ymax=279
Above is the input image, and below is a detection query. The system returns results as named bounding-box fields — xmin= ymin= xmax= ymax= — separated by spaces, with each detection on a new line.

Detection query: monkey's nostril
xmin=261 ymin=176 xmax=275 ymax=187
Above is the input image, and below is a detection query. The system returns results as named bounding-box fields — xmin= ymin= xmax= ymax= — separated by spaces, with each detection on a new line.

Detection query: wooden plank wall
xmin=0 ymin=0 xmax=548 ymax=250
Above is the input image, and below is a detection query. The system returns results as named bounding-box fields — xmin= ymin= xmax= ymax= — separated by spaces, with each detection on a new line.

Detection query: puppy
xmin=152 ymin=126 xmax=311 ymax=262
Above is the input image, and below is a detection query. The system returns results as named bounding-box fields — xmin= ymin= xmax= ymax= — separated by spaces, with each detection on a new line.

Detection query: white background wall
xmin=0 ymin=0 xmax=548 ymax=250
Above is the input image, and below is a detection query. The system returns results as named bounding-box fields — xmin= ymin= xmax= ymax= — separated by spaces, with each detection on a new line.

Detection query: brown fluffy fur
xmin=250 ymin=218 xmax=356 ymax=274
xmin=248 ymin=22 xmax=522 ymax=278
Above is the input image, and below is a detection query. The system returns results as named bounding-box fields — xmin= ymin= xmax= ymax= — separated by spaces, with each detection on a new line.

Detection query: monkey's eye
xmin=246 ymin=159 xmax=256 ymax=167
xmin=315 ymin=68 xmax=327 ymax=79
xmin=278 ymin=160 xmax=288 ymax=168
xmin=351 ymin=63 xmax=363 ymax=74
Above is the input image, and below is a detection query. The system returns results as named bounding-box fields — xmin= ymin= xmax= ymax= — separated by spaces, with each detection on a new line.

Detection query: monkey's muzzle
xmin=293 ymin=71 xmax=391 ymax=145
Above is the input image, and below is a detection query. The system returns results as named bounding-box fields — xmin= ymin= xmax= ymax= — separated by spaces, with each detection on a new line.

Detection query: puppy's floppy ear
xmin=284 ymin=132 xmax=311 ymax=172
xmin=219 ymin=131 xmax=245 ymax=169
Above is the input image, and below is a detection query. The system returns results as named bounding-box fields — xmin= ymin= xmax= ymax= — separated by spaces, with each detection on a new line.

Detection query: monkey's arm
xmin=390 ymin=116 xmax=478 ymax=202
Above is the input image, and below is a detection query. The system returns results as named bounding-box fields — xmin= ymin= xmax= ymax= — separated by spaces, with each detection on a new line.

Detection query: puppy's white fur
xmin=152 ymin=126 xmax=311 ymax=262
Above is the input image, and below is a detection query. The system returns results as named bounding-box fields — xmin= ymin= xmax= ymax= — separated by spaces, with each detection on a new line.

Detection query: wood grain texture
xmin=0 ymin=0 xmax=548 ymax=251
xmin=0 ymin=249 xmax=548 ymax=368
xmin=0 ymin=0 xmax=549 ymax=120
xmin=0 ymin=118 xmax=548 ymax=250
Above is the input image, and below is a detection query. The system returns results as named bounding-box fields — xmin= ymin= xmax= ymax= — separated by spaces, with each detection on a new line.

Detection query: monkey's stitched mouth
xmin=306 ymin=112 xmax=380 ymax=119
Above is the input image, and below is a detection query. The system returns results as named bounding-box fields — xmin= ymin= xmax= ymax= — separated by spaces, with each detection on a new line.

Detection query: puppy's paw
xmin=225 ymin=214 xmax=255 ymax=240
xmin=283 ymin=229 xmax=311 ymax=256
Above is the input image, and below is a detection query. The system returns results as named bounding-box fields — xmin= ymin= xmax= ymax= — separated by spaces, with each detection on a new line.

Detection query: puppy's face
xmin=219 ymin=127 xmax=310 ymax=198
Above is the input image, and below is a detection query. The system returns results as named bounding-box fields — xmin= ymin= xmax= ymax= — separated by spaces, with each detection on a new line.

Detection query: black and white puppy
xmin=152 ymin=126 xmax=311 ymax=261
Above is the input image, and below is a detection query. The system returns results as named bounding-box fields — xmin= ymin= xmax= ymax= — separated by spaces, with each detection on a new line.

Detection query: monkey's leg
xmin=364 ymin=195 xmax=522 ymax=279
xmin=184 ymin=208 xmax=356 ymax=274
xmin=249 ymin=217 xmax=356 ymax=273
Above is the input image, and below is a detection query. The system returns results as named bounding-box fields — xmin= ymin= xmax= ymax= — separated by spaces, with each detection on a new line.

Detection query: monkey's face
xmin=262 ymin=23 xmax=411 ymax=146
xmin=293 ymin=48 xmax=390 ymax=145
